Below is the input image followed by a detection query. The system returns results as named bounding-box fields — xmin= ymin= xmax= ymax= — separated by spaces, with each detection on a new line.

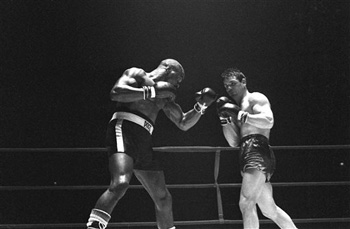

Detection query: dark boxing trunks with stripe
xmin=105 ymin=110 xmax=161 ymax=171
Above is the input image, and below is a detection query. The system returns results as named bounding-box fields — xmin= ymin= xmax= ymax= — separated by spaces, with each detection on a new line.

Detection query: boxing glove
xmin=217 ymin=101 xmax=248 ymax=124
xmin=195 ymin=87 xmax=217 ymax=106
xmin=216 ymin=96 xmax=231 ymax=125
xmin=194 ymin=87 xmax=217 ymax=115
xmin=143 ymin=81 xmax=176 ymax=99
xmin=216 ymin=96 xmax=233 ymax=112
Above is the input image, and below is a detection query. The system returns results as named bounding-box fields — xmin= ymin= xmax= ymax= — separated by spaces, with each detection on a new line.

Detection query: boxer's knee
xmin=239 ymin=193 xmax=257 ymax=213
xmin=108 ymin=176 xmax=130 ymax=196
xmin=155 ymin=189 xmax=173 ymax=211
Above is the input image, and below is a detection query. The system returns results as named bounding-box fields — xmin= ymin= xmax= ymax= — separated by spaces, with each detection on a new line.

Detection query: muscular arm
xmin=243 ymin=93 xmax=274 ymax=129
xmin=162 ymin=102 xmax=202 ymax=131
xmin=222 ymin=122 xmax=240 ymax=147
xmin=110 ymin=68 xmax=147 ymax=103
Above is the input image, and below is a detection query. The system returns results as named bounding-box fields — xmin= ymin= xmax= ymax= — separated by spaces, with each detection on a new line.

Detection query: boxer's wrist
xmin=142 ymin=86 xmax=156 ymax=100
xmin=238 ymin=110 xmax=248 ymax=123
xmin=194 ymin=102 xmax=207 ymax=115
xmin=219 ymin=116 xmax=232 ymax=126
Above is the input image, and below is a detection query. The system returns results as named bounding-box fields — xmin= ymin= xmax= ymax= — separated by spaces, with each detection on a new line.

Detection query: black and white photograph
xmin=0 ymin=0 xmax=349 ymax=228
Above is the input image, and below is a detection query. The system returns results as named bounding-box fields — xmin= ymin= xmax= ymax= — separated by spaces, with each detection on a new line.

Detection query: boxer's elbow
xmin=110 ymin=88 xmax=122 ymax=101
xmin=264 ymin=116 xmax=274 ymax=129
xmin=176 ymin=120 xmax=195 ymax=131
xmin=110 ymin=91 xmax=118 ymax=101
xmin=178 ymin=123 xmax=191 ymax=131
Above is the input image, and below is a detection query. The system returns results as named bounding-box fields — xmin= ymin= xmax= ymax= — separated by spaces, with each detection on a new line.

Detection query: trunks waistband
xmin=240 ymin=134 xmax=269 ymax=145
xmin=111 ymin=112 xmax=154 ymax=134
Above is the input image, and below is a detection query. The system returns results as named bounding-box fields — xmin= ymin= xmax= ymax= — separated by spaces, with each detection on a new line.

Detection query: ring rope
xmin=1 ymin=181 xmax=349 ymax=191
xmin=0 ymin=144 xmax=349 ymax=153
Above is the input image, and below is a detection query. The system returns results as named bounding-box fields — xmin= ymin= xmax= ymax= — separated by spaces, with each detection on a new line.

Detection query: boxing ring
xmin=1 ymin=145 xmax=349 ymax=228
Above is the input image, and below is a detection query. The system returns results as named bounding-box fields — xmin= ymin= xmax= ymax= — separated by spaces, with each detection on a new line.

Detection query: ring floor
xmin=110 ymin=222 xmax=349 ymax=229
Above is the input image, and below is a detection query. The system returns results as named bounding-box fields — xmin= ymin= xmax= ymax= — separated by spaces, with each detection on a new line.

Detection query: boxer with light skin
xmin=217 ymin=68 xmax=297 ymax=229
xmin=87 ymin=59 xmax=217 ymax=229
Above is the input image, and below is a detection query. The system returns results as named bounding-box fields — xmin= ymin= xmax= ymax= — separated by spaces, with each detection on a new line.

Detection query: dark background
xmin=0 ymin=0 xmax=349 ymax=227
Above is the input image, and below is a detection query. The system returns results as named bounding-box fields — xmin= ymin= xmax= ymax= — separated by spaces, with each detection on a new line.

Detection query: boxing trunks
xmin=105 ymin=109 xmax=161 ymax=171
xmin=239 ymin=134 xmax=276 ymax=182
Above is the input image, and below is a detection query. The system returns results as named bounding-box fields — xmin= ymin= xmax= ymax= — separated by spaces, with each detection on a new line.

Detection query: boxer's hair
xmin=221 ymin=68 xmax=246 ymax=82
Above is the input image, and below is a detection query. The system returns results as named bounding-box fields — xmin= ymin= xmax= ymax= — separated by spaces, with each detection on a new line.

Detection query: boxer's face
xmin=164 ymin=67 xmax=183 ymax=89
xmin=223 ymin=76 xmax=245 ymax=97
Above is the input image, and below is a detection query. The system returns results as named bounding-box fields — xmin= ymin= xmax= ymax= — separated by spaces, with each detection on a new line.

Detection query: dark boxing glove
xmin=219 ymin=102 xmax=249 ymax=123
xmin=218 ymin=102 xmax=241 ymax=118
xmin=216 ymin=96 xmax=233 ymax=111
xmin=216 ymin=96 xmax=242 ymax=126
xmin=217 ymin=96 xmax=233 ymax=125
xmin=194 ymin=87 xmax=217 ymax=115
xmin=143 ymin=81 xmax=176 ymax=100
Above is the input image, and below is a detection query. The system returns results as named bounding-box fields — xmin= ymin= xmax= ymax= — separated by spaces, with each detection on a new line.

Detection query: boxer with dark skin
xmin=87 ymin=59 xmax=217 ymax=229
xmin=216 ymin=68 xmax=297 ymax=229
